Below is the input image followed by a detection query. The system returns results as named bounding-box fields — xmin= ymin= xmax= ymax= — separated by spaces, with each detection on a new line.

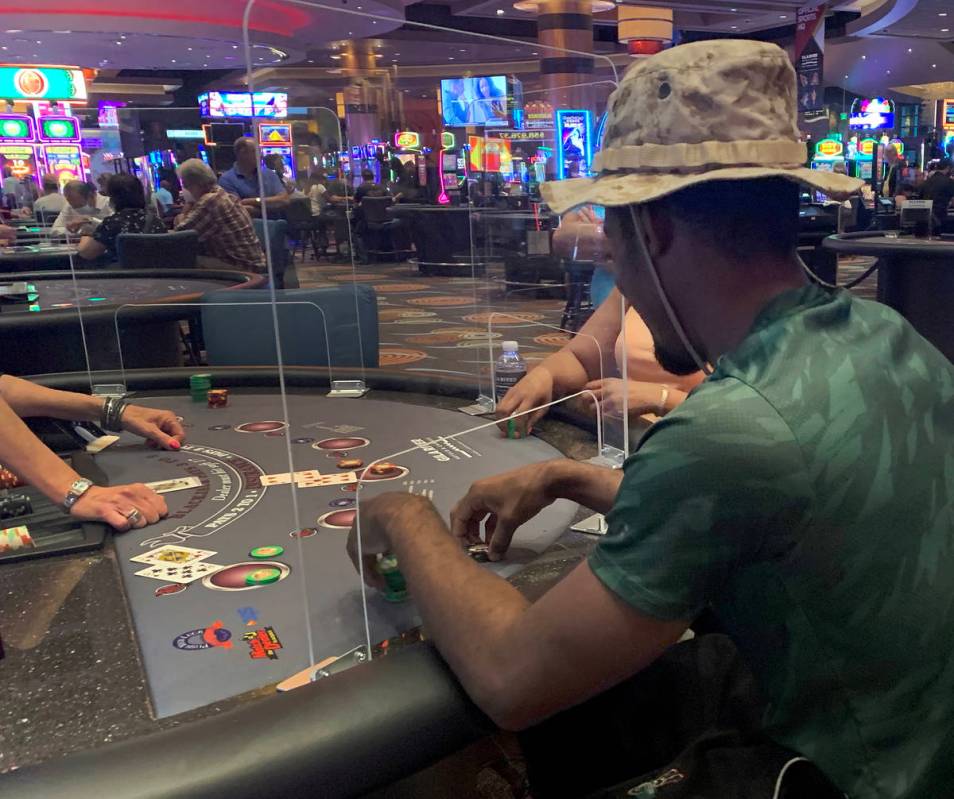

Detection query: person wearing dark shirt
xmin=919 ymin=159 xmax=954 ymax=228
xmin=75 ymin=173 xmax=166 ymax=261
xmin=354 ymin=169 xmax=386 ymax=204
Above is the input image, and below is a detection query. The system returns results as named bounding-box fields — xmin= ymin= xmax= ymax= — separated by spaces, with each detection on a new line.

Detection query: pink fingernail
xmin=169 ymin=441 xmax=181 ymax=450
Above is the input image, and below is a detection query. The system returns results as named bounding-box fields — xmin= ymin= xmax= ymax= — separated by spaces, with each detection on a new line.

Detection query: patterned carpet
xmin=295 ymin=254 xmax=880 ymax=380
xmin=297 ymin=259 xmax=571 ymax=381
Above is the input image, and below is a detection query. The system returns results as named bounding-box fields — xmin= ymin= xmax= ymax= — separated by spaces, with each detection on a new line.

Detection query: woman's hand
xmin=582 ymin=379 xmax=669 ymax=419
xmin=120 ymin=405 xmax=186 ymax=450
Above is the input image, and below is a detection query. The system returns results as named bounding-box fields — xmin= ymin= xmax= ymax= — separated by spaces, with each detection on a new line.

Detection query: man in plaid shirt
xmin=174 ymin=159 xmax=265 ymax=272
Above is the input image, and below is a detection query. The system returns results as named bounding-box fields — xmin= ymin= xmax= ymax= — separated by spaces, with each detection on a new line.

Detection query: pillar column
xmin=535 ymin=0 xmax=595 ymax=112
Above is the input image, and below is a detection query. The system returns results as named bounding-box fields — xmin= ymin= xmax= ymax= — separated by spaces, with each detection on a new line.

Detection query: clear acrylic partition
xmin=233 ymin=0 xmax=628 ymax=680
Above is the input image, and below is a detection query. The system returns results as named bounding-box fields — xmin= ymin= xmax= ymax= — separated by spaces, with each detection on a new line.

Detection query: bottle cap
xmin=502 ymin=340 xmax=519 ymax=352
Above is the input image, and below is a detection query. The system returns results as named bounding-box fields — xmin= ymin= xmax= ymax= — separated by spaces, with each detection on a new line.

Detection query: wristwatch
xmin=62 ymin=478 xmax=94 ymax=513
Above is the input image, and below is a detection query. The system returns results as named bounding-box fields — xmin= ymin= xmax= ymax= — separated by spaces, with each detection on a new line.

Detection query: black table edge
xmin=0 ymin=641 xmax=493 ymax=799
xmin=821 ymin=232 xmax=954 ymax=257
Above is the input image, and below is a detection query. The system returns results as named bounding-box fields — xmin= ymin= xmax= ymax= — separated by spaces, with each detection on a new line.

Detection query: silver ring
xmin=125 ymin=508 xmax=141 ymax=523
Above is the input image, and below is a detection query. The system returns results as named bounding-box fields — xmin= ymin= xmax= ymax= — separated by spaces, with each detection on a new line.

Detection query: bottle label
xmin=494 ymin=369 xmax=527 ymax=398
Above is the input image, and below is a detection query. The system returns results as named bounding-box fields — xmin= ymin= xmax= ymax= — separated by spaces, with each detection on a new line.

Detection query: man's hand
xmin=70 ymin=484 xmax=168 ymax=531
xmin=346 ymin=493 xmax=434 ymax=590
xmin=494 ymin=368 xmax=554 ymax=437
xmin=121 ymin=405 xmax=186 ymax=450
xmin=583 ymin=378 xmax=667 ymax=418
xmin=65 ymin=217 xmax=90 ymax=234
xmin=450 ymin=463 xmax=557 ymax=561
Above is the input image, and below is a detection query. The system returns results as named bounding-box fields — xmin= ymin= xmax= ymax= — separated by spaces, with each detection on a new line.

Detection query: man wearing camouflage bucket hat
xmin=349 ymin=40 xmax=954 ymax=797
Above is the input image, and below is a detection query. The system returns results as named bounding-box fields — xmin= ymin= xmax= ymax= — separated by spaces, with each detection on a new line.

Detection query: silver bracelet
xmin=100 ymin=396 xmax=128 ymax=432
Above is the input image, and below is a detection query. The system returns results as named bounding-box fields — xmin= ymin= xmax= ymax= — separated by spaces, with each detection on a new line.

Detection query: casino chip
xmin=246 ymin=568 xmax=282 ymax=586
xmin=337 ymin=458 xmax=363 ymax=469
xmin=250 ymin=546 xmax=285 ymax=559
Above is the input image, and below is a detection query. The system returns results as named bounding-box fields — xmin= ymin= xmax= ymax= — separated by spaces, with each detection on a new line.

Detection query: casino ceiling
xmin=0 ymin=0 xmax=950 ymax=103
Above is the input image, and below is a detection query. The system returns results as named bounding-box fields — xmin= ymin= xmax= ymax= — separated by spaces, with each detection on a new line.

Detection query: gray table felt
xmin=99 ymin=392 xmax=577 ymax=718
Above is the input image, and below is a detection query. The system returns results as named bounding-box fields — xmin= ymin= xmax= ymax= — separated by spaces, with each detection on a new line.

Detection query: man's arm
xmin=359 ymin=494 xmax=688 ymax=730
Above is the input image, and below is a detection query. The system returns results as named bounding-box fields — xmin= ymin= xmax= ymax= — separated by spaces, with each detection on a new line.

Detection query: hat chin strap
xmin=627 ymin=206 xmax=713 ymax=377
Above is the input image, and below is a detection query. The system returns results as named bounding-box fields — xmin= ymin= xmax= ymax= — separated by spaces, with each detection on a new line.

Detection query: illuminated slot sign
xmin=0 ymin=66 xmax=87 ymax=101
xmin=0 ymin=144 xmax=36 ymax=179
xmin=849 ymin=97 xmax=895 ymax=130
xmin=394 ymin=131 xmax=421 ymax=149
xmin=859 ymin=137 xmax=878 ymax=159
xmin=0 ymin=114 xmax=35 ymax=143
xmin=943 ymin=99 xmax=954 ymax=129
xmin=199 ymin=91 xmax=288 ymax=118
xmin=555 ymin=108 xmax=592 ymax=180
xmin=37 ymin=116 xmax=81 ymax=143
xmin=814 ymin=137 xmax=844 ymax=159
xmin=441 ymin=131 xmax=456 ymax=149
xmin=257 ymin=123 xmax=292 ymax=146
xmin=493 ymin=130 xmax=547 ymax=141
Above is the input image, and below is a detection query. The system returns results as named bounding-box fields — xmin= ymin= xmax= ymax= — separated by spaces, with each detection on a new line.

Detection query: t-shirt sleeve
xmin=589 ymin=378 xmax=813 ymax=621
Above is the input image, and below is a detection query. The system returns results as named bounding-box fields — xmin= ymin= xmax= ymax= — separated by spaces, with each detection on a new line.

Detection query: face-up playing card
xmin=130 ymin=544 xmax=217 ymax=566
xmin=135 ymin=561 xmax=225 ymax=584
xmin=145 ymin=476 xmax=203 ymax=494
xmin=259 ymin=470 xmax=321 ymax=487
xmin=294 ymin=471 xmax=357 ymax=488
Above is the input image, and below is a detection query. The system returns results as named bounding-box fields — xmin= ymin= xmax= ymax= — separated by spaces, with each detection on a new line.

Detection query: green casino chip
xmin=246 ymin=567 xmax=282 ymax=586
xmin=250 ymin=546 xmax=284 ymax=559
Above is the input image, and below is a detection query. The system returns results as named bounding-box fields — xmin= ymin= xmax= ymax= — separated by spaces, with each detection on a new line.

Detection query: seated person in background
xmin=96 ymin=172 xmax=110 ymax=198
xmin=32 ymin=174 xmax=66 ymax=217
xmin=154 ymin=180 xmax=174 ymax=214
xmin=323 ymin=170 xmax=352 ymax=206
xmin=348 ymin=40 xmax=954 ymax=799
xmin=219 ymin=137 xmax=289 ymax=217
xmin=0 ymin=222 xmax=15 ymax=242
xmin=390 ymin=161 xmax=421 ymax=203
xmin=306 ymin=172 xmax=327 ymax=215
xmin=264 ymin=153 xmax=299 ymax=196
xmin=894 ymin=182 xmax=915 ymax=209
xmin=173 ymin=159 xmax=265 ymax=273
xmin=920 ymin=158 xmax=954 ymax=228
xmin=354 ymin=169 xmax=386 ymax=204
xmin=496 ymin=207 xmax=703 ymax=435
xmin=0 ymin=372 xmax=183 ymax=531
xmin=51 ymin=180 xmax=112 ymax=234
xmin=74 ymin=173 xmax=165 ymax=261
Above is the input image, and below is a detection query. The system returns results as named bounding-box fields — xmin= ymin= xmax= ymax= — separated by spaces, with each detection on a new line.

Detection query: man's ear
xmin=637 ymin=202 xmax=675 ymax=261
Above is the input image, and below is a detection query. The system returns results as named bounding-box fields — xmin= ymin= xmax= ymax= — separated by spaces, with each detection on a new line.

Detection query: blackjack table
xmin=0 ymin=241 xmax=78 ymax=272
xmin=0 ymin=367 xmax=599 ymax=799
xmin=0 ymin=269 xmax=266 ymax=375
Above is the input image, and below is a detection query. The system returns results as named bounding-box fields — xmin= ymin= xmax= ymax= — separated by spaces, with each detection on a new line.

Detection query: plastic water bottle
xmin=494 ymin=340 xmax=527 ymax=404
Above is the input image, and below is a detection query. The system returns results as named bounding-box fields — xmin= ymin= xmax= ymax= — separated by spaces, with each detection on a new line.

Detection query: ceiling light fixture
xmin=497 ymin=8 xmax=505 ymax=14
xmin=331 ymin=54 xmax=341 ymax=59
xmin=942 ymin=27 xmax=950 ymax=32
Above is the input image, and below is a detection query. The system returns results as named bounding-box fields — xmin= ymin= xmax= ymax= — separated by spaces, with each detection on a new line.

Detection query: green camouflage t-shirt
xmin=590 ymin=284 xmax=954 ymax=798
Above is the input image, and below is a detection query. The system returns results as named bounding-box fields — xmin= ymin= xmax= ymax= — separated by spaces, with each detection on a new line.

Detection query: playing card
xmin=131 ymin=544 xmax=217 ymax=566
xmin=135 ymin=561 xmax=225 ymax=584
xmin=295 ymin=471 xmax=357 ymax=488
xmin=145 ymin=476 xmax=203 ymax=494
xmin=259 ymin=470 xmax=321 ymax=487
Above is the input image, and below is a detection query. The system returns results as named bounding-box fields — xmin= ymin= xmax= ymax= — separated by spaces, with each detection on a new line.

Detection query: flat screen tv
xmin=440 ymin=76 xmax=508 ymax=128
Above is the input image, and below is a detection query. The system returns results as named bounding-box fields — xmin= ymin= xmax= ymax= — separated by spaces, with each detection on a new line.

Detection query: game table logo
xmin=173 ymin=620 xmax=233 ymax=651
xmin=244 ymin=627 xmax=283 ymax=660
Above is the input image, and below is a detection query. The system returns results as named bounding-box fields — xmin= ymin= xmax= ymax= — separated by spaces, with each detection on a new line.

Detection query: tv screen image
xmin=441 ymin=76 xmax=508 ymax=127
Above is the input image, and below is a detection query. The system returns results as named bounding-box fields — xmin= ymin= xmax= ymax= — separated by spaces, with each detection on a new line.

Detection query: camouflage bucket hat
xmin=541 ymin=39 xmax=864 ymax=215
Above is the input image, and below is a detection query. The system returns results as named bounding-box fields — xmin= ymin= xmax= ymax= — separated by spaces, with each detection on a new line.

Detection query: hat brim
xmin=541 ymin=167 xmax=865 ymax=215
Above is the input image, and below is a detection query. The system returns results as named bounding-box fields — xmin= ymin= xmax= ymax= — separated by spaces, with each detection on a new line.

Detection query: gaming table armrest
xmin=0 ymin=642 xmax=494 ymax=799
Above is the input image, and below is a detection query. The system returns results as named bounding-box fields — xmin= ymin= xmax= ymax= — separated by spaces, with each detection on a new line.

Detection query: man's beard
xmin=653 ymin=336 xmax=703 ymax=376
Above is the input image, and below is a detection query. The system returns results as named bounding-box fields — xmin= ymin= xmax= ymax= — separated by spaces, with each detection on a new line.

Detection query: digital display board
xmin=37 ymin=116 xmax=81 ymax=143
xmin=440 ymin=76 xmax=508 ymax=127
xmin=0 ymin=144 xmax=38 ymax=181
xmin=814 ymin=137 xmax=844 ymax=160
xmin=943 ymin=99 xmax=954 ymax=129
xmin=0 ymin=66 xmax=87 ymax=101
xmin=258 ymin=124 xmax=292 ymax=146
xmin=0 ymin=115 xmax=35 ymax=143
xmin=555 ymin=109 xmax=592 ymax=179
xmin=43 ymin=144 xmax=84 ymax=186
xmin=849 ymin=97 xmax=895 ymax=130
xmin=394 ymin=131 xmax=421 ymax=149
xmin=199 ymin=91 xmax=288 ymax=118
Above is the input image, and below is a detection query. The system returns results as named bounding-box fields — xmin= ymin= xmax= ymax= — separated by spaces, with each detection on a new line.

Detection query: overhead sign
xmin=850 ymin=97 xmax=895 ymax=130
xmin=394 ymin=131 xmax=421 ymax=149
xmin=0 ymin=66 xmax=87 ymax=101
xmin=198 ymin=91 xmax=287 ymax=119
xmin=794 ymin=5 xmax=825 ymax=116
xmin=0 ymin=114 xmax=34 ymax=143
xmin=492 ymin=130 xmax=547 ymax=141
xmin=37 ymin=116 xmax=81 ymax=143
xmin=523 ymin=101 xmax=554 ymax=130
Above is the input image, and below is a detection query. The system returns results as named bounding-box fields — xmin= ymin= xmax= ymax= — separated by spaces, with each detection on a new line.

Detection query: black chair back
xmin=116 ymin=230 xmax=200 ymax=269
xmin=285 ymin=197 xmax=314 ymax=227
xmin=362 ymin=195 xmax=393 ymax=224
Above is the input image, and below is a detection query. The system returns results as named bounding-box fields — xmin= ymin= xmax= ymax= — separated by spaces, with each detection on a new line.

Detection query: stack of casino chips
xmin=207 ymin=389 xmax=229 ymax=408
xmin=0 ymin=526 xmax=34 ymax=555
xmin=190 ymin=373 xmax=212 ymax=403
xmin=0 ymin=465 xmax=25 ymax=490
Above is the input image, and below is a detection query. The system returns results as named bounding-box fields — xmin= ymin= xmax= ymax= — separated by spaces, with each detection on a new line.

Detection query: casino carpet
xmin=296 ymin=258 xmax=571 ymax=381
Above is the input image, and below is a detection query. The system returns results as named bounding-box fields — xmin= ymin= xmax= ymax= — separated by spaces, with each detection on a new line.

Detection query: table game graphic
xmin=98 ymin=393 xmax=577 ymax=717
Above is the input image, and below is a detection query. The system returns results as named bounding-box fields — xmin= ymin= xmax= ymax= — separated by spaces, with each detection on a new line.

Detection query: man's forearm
xmin=545 ymin=459 xmax=623 ymax=514
xmin=0 ymin=374 xmax=102 ymax=421
xmin=386 ymin=499 xmax=531 ymax=718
